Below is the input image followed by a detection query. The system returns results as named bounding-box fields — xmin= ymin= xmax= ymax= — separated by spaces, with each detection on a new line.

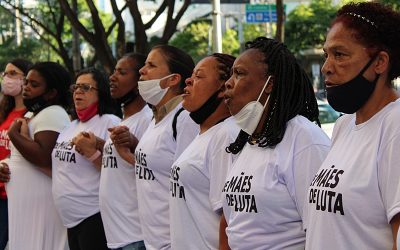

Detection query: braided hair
xmin=211 ymin=53 xmax=236 ymax=82
xmin=226 ymin=37 xmax=320 ymax=154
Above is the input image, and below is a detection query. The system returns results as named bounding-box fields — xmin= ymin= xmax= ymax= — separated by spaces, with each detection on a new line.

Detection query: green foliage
xmin=244 ymin=23 xmax=266 ymax=41
xmin=171 ymin=19 xmax=263 ymax=62
xmin=0 ymin=37 xmax=42 ymax=70
xmin=285 ymin=0 xmax=338 ymax=53
xmin=222 ymin=28 xmax=240 ymax=57
xmin=380 ymin=0 xmax=400 ymax=11
xmin=170 ymin=20 xmax=211 ymax=62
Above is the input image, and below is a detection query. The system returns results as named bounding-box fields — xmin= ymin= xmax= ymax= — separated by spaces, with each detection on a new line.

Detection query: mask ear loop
xmin=256 ymin=75 xmax=272 ymax=109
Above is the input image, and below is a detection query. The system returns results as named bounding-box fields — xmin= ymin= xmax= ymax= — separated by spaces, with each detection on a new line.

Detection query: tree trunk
xmin=275 ymin=0 xmax=284 ymax=42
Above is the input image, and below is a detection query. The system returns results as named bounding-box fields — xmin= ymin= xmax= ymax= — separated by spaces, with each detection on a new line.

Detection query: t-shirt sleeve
xmin=378 ymin=132 xmax=400 ymax=223
xmin=174 ymin=111 xmax=199 ymax=161
xmin=291 ymin=143 xmax=330 ymax=221
xmin=30 ymin=106 xmax=70 ymax=135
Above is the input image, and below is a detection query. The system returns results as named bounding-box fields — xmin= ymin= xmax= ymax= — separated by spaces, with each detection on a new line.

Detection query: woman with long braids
xmin=220 ymin=37 xmax=330 ymax=249
xmin=306 ymin=2 xmax=400 ymax=249
xmin=169 ymin=53 xmax=239 ymax=249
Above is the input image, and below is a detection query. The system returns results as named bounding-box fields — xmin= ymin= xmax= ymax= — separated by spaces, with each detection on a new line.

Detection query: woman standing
xmin=134 ymin=45 xmax=199 ymax=249
xmin=169 ymin=53 xmax=239 ymax=250
xmin=52 ymin=67 xmax=120 ymax=250
xmin=3 ymin=62 xmax=71 ymax=250
xmin=0 ymin=59 xmax=31 ymax=250
xmin=305 ymin=2 xmax=400 ymax=249
xmin=99 ymin=53 xmax=152 ymax=250
xmin=220 ymin=37 xmax=330 ymax=249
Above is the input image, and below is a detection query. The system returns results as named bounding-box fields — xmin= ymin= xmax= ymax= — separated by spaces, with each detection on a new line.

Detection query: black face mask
xmin=189 ymin=90 xmax=223 ymax=124
xmin=326 ymin=57 xmax=380 ymax=114
xmin=23 ymin=95 xmax=49 ymax=113
xmin=116 ymin=89 xmax=138 ymax=107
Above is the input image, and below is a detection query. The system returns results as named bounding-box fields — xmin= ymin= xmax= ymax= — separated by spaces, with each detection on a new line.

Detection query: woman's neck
xmin=14 ymin=95 xmax=26 ymax=111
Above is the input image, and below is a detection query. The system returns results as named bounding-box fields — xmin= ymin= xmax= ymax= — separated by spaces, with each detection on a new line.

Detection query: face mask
xmin=138 ymin=74 xmax=174 ymax=105
xmin=1 ymin=76 xmax=23 ymax=96
xmin=233 ymin=76 xmax=272 ymax=135
xmin=76 ymin=101 xmax=98 ymax=122
xmin=326 ymin=57 xmax=379 ymax=114
xmin=189 ymin=90 xmax=222 ymax=124
xmin=116 ymin=89 xmax=138 ymax=107
xmin=23 ymin=95 xmax=49 ymax=113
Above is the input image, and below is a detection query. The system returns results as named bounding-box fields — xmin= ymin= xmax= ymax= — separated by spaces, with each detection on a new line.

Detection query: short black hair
xmin=28 ymin=61 xmax=71 ymax=110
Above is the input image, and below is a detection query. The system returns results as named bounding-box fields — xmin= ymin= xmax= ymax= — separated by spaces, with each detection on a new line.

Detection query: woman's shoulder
xmin=98 ymin=113 xmax=121 ymax=123
xmin=285 ymin=115 xmax=331 ymax=147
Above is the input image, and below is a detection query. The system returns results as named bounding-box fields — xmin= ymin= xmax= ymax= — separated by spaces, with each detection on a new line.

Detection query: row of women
xmin=0 ymin=2 xmax=400 ymax=250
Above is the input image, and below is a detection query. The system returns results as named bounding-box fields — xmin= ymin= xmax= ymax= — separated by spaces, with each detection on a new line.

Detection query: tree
xmin=1 ymin=0 xmax=192 ymax=73
xmin=170 ymin=20 xmax=210 ymax=62
xmin=0 ymin=0 xmax=75 ymax=72
xmin=380 ymin=0 xmax=400 ymax=10
xmin=0 ymin=37 xmax=42 ymax=70
xmin=284 ymin=0 xmax=337 ymax=53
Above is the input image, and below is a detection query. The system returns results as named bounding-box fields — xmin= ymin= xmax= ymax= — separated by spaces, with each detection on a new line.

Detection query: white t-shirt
xmin=99 ymin=106 xmax=152 ymax=249
xmin=223 ymin=115 xmax=330 ymax=250
xmin=305 ymin=100 xmax=400 ymax=250
xmin=135 ymin=104 xmax=199 ymax=250
xmin=170 ymin=117 xmax=239 ymax=250
xmin=52 ymin=114 xmax=120 ymax=228
xmin=6 ymin=105 xmax=70 ymax=250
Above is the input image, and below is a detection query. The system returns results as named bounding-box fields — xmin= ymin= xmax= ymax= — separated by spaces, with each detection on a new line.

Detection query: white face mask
xmin=233 ymin=76 xmax=272 ymax=135
xmin=1 ymin=76 xmax=24 ymax=96
xmin=138 ymin=74 xmax=175 ymax=106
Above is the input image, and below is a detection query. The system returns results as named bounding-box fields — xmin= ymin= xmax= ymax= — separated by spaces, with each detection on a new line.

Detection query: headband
xmin=345 ymin=12 xmax=378 ymax=28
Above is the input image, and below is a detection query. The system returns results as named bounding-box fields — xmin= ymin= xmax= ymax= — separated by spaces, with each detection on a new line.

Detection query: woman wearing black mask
xmin=1 ymin=62 xmax=71 ymax=250
xmin=305 ymin=2 xmax=400 ymax=249
xmin=169 ymin=53 xmax=239 ymax=249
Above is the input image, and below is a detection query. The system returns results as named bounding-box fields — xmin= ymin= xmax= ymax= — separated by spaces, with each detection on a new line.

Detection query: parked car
xmin=318 ymin=100 xmax=341 ymax=138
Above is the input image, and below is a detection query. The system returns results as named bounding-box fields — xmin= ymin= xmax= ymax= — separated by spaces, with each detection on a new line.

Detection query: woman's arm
xmin=391 ymin=213 xmax=400 ymax=250
xmin=109 ymin=126 xmax=137 ymax=165
xmin=72 ymin=132 xmax=102 ymax=171
xmin=219 ymin=213 xmax=230 ymax=250
xmin=8 ymin=119 xmax=59 ymax=175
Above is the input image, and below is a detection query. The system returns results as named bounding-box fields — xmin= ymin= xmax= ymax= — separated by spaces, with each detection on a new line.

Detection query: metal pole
xmin=211 ymin=0 xmax=222 ymax=53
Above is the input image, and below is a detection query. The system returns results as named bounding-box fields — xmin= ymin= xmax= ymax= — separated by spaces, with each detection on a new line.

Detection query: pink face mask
xmin=1 ymin=76 xmax=23 ymax=96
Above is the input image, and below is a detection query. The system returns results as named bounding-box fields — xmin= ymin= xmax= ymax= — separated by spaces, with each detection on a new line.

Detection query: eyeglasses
xmin=70 ymin=83 xmax=98 ymax=92
xmin=1 ymin=70 xmax=24 ymax=79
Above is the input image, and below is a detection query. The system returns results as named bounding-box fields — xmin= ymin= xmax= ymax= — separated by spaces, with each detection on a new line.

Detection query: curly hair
xmin=210 ymin=53 xmax=236 ymax=82
xmin=333 ymin=2 xmax=400 ymax=81
xmin=226 ymin=37 xmax=320 ymax=154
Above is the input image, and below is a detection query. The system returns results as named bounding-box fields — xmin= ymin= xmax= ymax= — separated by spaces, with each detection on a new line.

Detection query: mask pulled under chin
xmin=326 ymin=57 xmax=379 ymax=114
xmin=76 ymin=101 xmax=98 ymax=122
xmin=189 ymin=90 xmax=222 ymax=124
xmin=23 ymin=95 xmax=49 ymax=113
xmin=138 ymin=74 xmax=174 ymax=106
xmin=117 ymin=90 xmax=138 ymax=107
xmin=233 ymin=76 xmax=272 ymax=135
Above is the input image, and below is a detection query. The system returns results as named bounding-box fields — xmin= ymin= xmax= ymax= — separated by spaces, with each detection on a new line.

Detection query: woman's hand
xmin=71 ymin=131 xmax=97 ymax=158
xmin=108 ymin=126 xmax=138 ymax=152
xmin=108 ymin=126 xmax=137 ymax=165
xmin=0 ymin=162 xmax=10 ymax=183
